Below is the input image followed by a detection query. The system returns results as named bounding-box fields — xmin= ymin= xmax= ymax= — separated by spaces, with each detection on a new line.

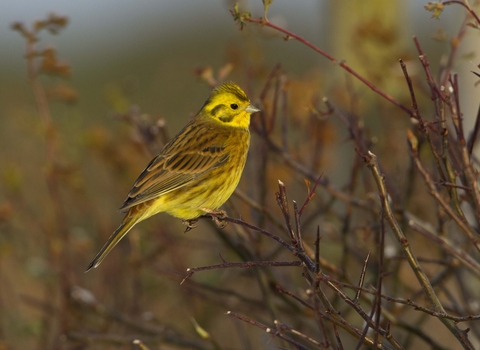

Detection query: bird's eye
xmin=230 ymin=103 xmax=238 ymax=110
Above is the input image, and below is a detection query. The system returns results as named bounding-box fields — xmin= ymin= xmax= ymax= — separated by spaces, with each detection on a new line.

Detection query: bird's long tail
xmin=85 ymin=215 xmax=138 ymax=272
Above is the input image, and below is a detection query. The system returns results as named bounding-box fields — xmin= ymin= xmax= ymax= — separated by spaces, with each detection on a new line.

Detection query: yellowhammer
xmin=86 ymin=82 xmax=260 ymax=271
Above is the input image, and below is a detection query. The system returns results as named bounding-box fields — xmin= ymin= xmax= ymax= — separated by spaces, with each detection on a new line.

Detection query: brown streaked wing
xmin=119 ymin=121 xmax=230 ymax=211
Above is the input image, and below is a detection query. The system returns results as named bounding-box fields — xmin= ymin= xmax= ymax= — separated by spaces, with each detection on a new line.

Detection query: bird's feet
xmin=202 ymin=208 xmax=228 ymax=229
xmin=183 ymin=218 xmax=198 ymax=233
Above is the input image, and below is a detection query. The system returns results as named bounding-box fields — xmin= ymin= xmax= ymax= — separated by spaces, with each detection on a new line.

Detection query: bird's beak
xmin=245 ymin=104 xmax=261 ymax=114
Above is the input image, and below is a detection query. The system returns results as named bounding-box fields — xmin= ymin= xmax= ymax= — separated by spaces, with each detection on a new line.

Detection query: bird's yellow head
xmin=199 ymin=82 xmax=260 ymax=129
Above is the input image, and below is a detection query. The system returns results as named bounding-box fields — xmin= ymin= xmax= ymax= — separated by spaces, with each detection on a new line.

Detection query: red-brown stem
xmin=245 ymin=17 xmax=414 ymax=117
xmin=442 ymin=1 xmax=480 ymax=27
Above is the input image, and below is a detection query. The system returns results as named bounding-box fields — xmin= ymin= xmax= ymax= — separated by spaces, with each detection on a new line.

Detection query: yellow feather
xmin=86 ymin=82 xmax=259 ymax=271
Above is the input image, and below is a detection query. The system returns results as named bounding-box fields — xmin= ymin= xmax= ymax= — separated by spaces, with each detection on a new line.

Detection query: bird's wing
xmin=119 ymin=121 xmax=230 ymax=211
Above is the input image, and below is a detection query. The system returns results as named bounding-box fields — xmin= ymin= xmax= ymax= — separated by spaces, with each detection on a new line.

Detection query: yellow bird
xmin=86 ymin=82 xmax=260 ymax=271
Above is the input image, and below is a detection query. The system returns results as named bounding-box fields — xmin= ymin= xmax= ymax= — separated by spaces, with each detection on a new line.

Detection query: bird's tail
xmin=85 ymin=215 xmax=138 ymax=272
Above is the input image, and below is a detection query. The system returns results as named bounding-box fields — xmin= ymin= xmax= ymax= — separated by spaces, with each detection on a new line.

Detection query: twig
xmin=412 ymin=38 xmax=466 ymax=220
xmin=317 ymin=279 xmax=480 ymax=323
xmin=181 ymin=258 xmax=302 ymax=284
xmin=363 ymin=149 xmax=475 ymax=350
xmin=354 ymin=252 xmax=370 ymax=303
xmin=238 ymin=16 xmax=414 ymax=117
xmin=315 ymin=226 xmax=320 ymax=274
xmin=399 ymin=59 xmax=423 ymax=123
xmin=275 ymin=285 xmax=314 ymax=310
xmin=374 ymin=211 xmax=386 ymax=348
xmin=406 ymin=212 xmax=480 ymax=277
xmin=325 ymin=281 xmax=403 ymax=350
xmin=133 ymin=339 xmax=152 ymax=350
xmin=280 ymin=77 xmax=289 ymax=151
xmin=306 ymin=287 xmax=396 ymax=349
xmin=196 ymin=214 xmax=317 ymax=272
xmin=292 ymin=201 xmax=305 ymax=252
xmin=439 ymin=10 xmax=469 ymax=88
xmin=254 ymin=68 xmax=281 ymax=228
xmin=450 ymin=74 xmax=480 ymax=225
xmin=407 ymin=131 xmax=480 ymax=251
xmin=467 ymin=103 xmax=480 ymax=156
xmin=441 ymin=1 xmax=480 ymax=26
xmin=276 ymin=180 xmax=297 ymax=244
xmin=414 ymin=37 xmax=447 ymax=101
xmin=274 ymin=320 xmax=326 ymax=348
xmin=172 ymin=272 xmax=263 ymax=307
xmin=266 ymin=137 xmax=374 ymax=213
xmin=298 ymin=174 xmax=323 ymax=217
xmin=333 ymin=324 xmax=344 ymax=350
xmin=227 ymin=311 xmax=310 ymax=350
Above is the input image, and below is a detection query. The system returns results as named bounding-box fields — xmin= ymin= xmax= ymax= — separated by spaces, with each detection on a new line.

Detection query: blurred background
xmin=1 ymin=0 xmax=479 ymax=349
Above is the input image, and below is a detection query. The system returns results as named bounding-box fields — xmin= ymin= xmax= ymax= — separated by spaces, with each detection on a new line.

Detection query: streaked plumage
xmin=86 ymin=82 xmax=260 ymax=271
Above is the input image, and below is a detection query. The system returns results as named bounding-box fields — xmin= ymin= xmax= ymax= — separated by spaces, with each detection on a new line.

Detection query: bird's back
xmin=123 ymin=120 xmax=250 ymax=221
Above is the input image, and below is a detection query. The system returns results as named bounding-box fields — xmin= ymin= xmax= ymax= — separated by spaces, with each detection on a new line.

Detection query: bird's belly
xmin=163 ymin=158 xmax=245 ymax=220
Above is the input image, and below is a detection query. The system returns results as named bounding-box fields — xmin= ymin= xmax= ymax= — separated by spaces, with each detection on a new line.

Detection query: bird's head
xmin=200 ymin=82 xmax=260 ymax=129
